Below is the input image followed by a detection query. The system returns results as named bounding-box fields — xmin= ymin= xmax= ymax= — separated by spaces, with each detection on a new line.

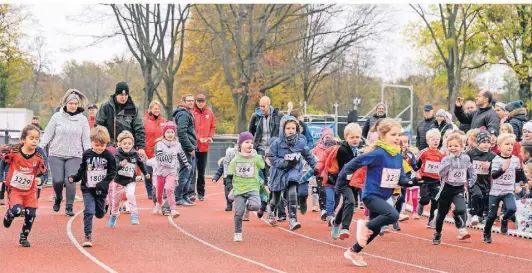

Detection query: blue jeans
xmin=175 ymin=154 xmax=196 ymax=202
xmin=83 ymin=192 xmax=106 ymax=236
xmin=325 ymin=186 xmax=340 ymax=217
xmin=484 ymin=193 xmax=516 ymax=234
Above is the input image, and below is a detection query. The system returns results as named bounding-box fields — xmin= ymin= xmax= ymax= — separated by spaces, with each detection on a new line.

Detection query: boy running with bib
xmin=69 ymin=126 xmax=117 ymax=247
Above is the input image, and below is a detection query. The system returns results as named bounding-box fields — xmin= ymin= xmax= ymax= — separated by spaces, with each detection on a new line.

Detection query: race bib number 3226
xmin=380 ymin=168 xmax=400 ymax=188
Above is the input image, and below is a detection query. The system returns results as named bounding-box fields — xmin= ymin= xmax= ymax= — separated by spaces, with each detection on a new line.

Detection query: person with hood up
xmin=362 ymin=103 xmax=386 ymax=139
xmin=172 ymin=94 xmax=198 ymax=206
xmin=266 ymin=115 xmax=317 ymax=231
xmin=505 ymin=100 xmax=528 ymax=142
xmin=310 ymin=127 xmax=337 ymax=220
xmin=430 ymin=109 xmax=453 ymax=148
xmin=96 ymin=82 xmax=146 ymax=157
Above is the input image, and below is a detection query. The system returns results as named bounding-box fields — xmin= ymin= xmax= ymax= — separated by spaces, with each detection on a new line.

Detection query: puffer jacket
xmin=416 ymin=116 xmax=435 ymax=150
xmin=507 ymin=108 xmax=527 ymax=142
xmin=143 ymin=112 xmax=167 ymax=159
xmin=172 ymin=104 xmax=197 ymax=154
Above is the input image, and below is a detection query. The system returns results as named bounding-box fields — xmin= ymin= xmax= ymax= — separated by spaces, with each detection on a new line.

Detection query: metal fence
xmin=204 ymin=135 xmax=238 ymax=177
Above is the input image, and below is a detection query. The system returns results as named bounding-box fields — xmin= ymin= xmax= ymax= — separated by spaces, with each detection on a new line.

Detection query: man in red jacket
xmin=191 ymin=94 xmax=216 ymax=201
xmin=88 ymin=104 xmax=98 ymax=129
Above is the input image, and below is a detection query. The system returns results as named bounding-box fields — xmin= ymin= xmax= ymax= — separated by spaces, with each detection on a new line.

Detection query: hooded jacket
xmin=467 ymin=147 xmax=497 ymax=192
xmin=430 ymin=119 xmax=453 ymax=148
xmin=507 ymin=107 xmax=527 ymax=142
xmin=193 ymin=105 xmax=216 ymax=152
xmin=362 ymin=113 xmax=386 ymax=139
xmin=455 ymin=105 xmax=500 ymax=135
xmin=114 ymin=147 xmax=148 ymax=186
xmin=172 ymin=104 xmax=197 ymax=154
xmin=96 ymin=95 xmax=145 ymax=149
xmin=267 ymin=116 xmax=316 ymax=192
xmin=248 ymin=106 xmax=284 ymax=150
xmin=143 ymin=112 xmax=167 ymax=159
xmin=416 ymin=116 xmax=435 ymax=150
xmin=41 ymin=107 xmax=92 ymax=158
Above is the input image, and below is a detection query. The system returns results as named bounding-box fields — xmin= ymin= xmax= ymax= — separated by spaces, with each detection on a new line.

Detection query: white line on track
xmin=255 ymin=213 xmax=447 ymax=273
xmin=389 ymin=230 xmax=532 ymax=263
xmin=167 ymin=216 xmax=286 ymax=273
xmin=66 ymin=211 xmax=118 ymax=273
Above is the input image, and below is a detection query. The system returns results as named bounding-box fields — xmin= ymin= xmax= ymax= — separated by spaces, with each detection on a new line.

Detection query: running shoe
xmin=457 ymin=228 xmax=470 ymax=240
xmin=74 ymin=195 xmax=83 ymax=202
xmin=82 ymin=235 xmax=93 ymax=247
xmin=392 ymin=222 xmax=401 ymax=231
xmin=152 ymin=203 xmax=161 ymax=215
xmin=257 ymin=209 xmax=265 ymax=219
xmin=242 ymin=209 xmax=250 ymax=221
xmin=278 ymin=216 xmax=287 ymax=222
xmin=267 ymin=212 xmax=277 ymax=226
xmin=326 ymin=216 xmax=334 ymax=227
xmin=289 ymin=218 xmax=301 ymax=231
xmin=339 ymin=229 xmax=350 ymax=240
xmin=398 ymin=214 xmax=409 ymax=221
xmin=65 ymin=205 xmax=74 ymax=217
xmin=412 ymin=213 xmax=420 ymax=219
xmin=198 ymin=195 xmax=204 ymax=201
xmin=53 ymin=198 xmax=62 ymax=212
xmin=432 ymin=232 xmax=441 ymax=245
xmin=356 ymin=219 xmax=370 ymax=247
xmin=19 ymin=233 xmax=30 ymax=247
xmin=470 ymin=215 xmax=479 ymax=226
xmin=330 ymin=219 xmax=340 ymax=240
xmin=344 ymin=249 xmax=367 ymax=267
xmin=233 ymin=233 xmax=242 ymax=242
xmin=320 ymin=210 xmax=327 ymax=221
xmin=225 ymin=205 xmax=233 ymax=212
xmin=188 ymin=194 xmax=197 ymax=202
xmin=108 ymin=216 xmax=117 ymax=227
xmin=131 ymin=214 xmax=140 ymax=225
xmin=483 ymin=233 xmax=492 ymax=244
xmin=427 ymin=219 xmax=436 ymax=229
xmin=3 ymin=212 xmax=13 ymax=228
xmin=184 ymin=198 xmax=195 ymax=205
xmin=171 ymin=210 xmax=180 ymax=218
xmin=501 ymin=219 xmax=509 ymax=234
xmin=312 ymin=205 xmax=319 ymax=212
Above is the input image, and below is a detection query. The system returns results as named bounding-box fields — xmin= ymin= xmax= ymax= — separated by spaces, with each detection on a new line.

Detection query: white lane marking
xmin=255 ymin=213 xmax=447 ymax=273
xmin=66 ymin=211 xmax=118 ymax=273
xmin=168 ymin=216 xmax=286 ymax=273
xmin=389 ymin=230 xmax=532 ymax=263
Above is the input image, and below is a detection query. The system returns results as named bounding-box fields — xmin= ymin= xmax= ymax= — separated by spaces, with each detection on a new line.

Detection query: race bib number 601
xmin=380 ymin=168 xmax=400 ymax=188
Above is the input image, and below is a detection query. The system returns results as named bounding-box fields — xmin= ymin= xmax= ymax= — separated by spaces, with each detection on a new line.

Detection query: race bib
xmin=10 ymin=171 xmax=34 ymax=190
xmin=87 ymin=170 xmax=107 ymax=188
xmin=424 ymin=160 xmax=439 ymax=174
xmin=472 ymin=161 xmax=489 ymax=175
xmin=380 ymin=168 xmax=400 ymax=188
xmin=494 ymin=170 xmax=515 ymax=186
xmin=236 ymin=162 xmax=255 ymax=178
xmin=448 ymin=169 xmax=467 ymax=184
xmin=118 ymin=162 xmax=136 ymax=178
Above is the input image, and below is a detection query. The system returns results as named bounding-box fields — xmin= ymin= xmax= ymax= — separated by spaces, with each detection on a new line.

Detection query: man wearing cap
xmin=362 ymin=102 xmax=386 ymax=139
xmin=191 ymin=94 xmax=216 ymax=201
xmin=87 ymin=104 xmax=98 ymax=129
xmin=96 ymin=82 xmax=146 ymax=157
xmin=455 ymin=90 xmax=500 ymax=135
xmin=416 ymin=104 xmax=435 ymax=150
xmin=31 ymin=116 xmax=43 ymax=130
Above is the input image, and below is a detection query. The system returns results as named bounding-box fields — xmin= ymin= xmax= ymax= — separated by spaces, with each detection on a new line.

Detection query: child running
xmin=400 ymin=132 xmax=419 ymax=219
xmin=483 ymin=133 xmax=527 ymax=243
xmin=339 ymin=118 xmax=418 ymax=267
xmin=267 ymin=116 xmax=317 ymax=230
xmin=312 ymin=127 xmax=338 ymax=221
xmin=227 ymin=132 xmax=266 ymax=242
xmin=212 ymin=145 xmax=238 ymax=211
xmin=432 ymin=133 xmax=476 ymax=245
xmin=68 ymin=126 xmax=117 ymax=247
xmin=108 ymin=131 xmax=149 ymax=227
xmin=152 ymin=122 xmax=191 ymax=218
xmin=2 ymin=125 xmax=47 ymax=247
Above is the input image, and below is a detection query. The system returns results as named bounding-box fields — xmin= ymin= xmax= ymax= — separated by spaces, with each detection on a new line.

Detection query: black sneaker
xmin=483 ymin=233 xmax=492 ymax=244
xmin=257 ymin=209 xmax=265 ymax=219
xmin=53 ymin=198 xmax=62 ymax=212
xmin=65 ymin=205 xmax=74 ymax=217
xmin=393 ymin=222 xmax=401 ymax=231
xmin=432 ymin=232 xmax=441 ymax=245
xmin=501 ymin=219 xmax=509 ymax=234
xmin=3 ymin=213 xmax=13 ymax=228
xmin=225 ymin=206 xmax=233 ymax=211
xmin=198 ymin=195 xmax=205 ymax=201
xmin=299 ymin=197 xmax=307 ymax=215
xmin=19 ymin=233 xmax=30 ymax=247
xmin=278 ymin=216 xmax=287 ymax=222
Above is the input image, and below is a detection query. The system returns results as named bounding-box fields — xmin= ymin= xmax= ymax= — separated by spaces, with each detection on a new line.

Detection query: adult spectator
xmin=416 ymin=104 xmax=435 ymax=150
xmin=455 ymin=90 xmax=500 ymax=135
xmin=192 ymin=94 xmax=216 ymax=201
xmin=40 ymin=89 xmax=91 ymax=217
xmin=96 ymin=82 xmax=146 ymax=157
xmin=249 ymin=96 xmax=284 ymax=153
xmin=362 ymin=102 xmax=386 ymax=139
xmin=32 ymin=116 xmax=43 ymax=130
xmin=87 ymin=104 xmax=98 ymax=129
xmin=458 ymin=100 xmax=476 ymax=132
xmin=444 ymin=111 xmax=459 ymax=131
xmin=143 ymin=100 xmax=167 ymax=200
xmin=494 ymin=102 xmax=509 ymax=125
xmin=173 ymin=94 xmax=197 ymax=206
xmin=430 ymin=109 xmax=453 ymax=148
xmin=505 ymin=100 xmax=528 ymax=142
xmin=289 ymin=109 xmax=314 ymax=149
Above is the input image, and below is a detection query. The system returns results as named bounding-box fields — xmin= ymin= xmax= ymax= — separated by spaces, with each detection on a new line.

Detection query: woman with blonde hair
xmin=143 ymin=100 xmax=167 ymax=204
xmin=41 ymin=89 xmax=91 ymax=217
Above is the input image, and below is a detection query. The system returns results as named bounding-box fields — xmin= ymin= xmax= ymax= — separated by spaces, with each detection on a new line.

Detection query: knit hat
xmin=524 ymin=121 xmax=532 ymax=133
xmin=505 ymin=100 xmax=524 ymax=113
xmin=435 ymin=109 xmax=446 ymax=117
xmin=376 ymin=102 xmax=386 ymax=109
xmin=321 ymin=127 xmax=333 ymax=139
xmin=115 ymin=82 xmax=129 ymax=95
xmin=238 ymin=132 xmax=253 ymax=145
xmin=477 ymin=130 xmax=491 ymax=144
xmin=162 ymin=122 xmax=177 ymax=134
xmin=495 ymin=102 xmax=507 ymax=111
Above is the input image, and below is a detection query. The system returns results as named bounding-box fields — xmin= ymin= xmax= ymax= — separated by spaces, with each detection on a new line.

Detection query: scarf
xmin=239 ymin=149 xmax=257 ymax=159
xmin=375 ymin=140 xmax=401 ymax=156
xmin=323 ymin=138 xmax=337 ymax=148
xmin=286 ymin=133 xmax=298 ymax=146
xmin=162 ymin=139 xmax=177 ymax=147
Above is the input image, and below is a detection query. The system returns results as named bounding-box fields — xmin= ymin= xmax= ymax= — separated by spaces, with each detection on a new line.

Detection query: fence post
xmin=333 ymin=103 xmax=339 ymax=137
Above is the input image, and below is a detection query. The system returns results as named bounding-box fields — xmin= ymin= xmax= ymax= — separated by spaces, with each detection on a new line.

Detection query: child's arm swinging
xmin=336 ymin=153 xmax=377 ymax=193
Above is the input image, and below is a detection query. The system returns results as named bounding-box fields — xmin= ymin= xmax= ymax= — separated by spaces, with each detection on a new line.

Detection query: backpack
xmin=320 ymin=145 xmax=341 ymax=185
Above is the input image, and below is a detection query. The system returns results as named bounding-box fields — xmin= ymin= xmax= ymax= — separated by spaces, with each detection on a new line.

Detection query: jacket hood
xmin=508 ymin=108 xmax=527 ymax=120
xmin=59 ymin=107 xmax=84 ymax=120
xmin=279 ymin=115 xmax=298 ymax=139
xmin=254 ymin=106 xmax=276 ymax=117
xmin=172 ymin=105 xmax=191 ymax=118
xmin=117 ymin=147 xmax=137 ymax=156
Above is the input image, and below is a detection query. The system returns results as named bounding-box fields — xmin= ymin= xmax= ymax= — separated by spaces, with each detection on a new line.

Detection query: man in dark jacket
xmin=96 ymin=82 xmax=146 ymax=157
xmin=173 ymin=94 xmax=198 ymax=206
xmin=362 ymin=102 xmax=386 ymax=139
xmin=458 ymin=100 xmax=475 ymax=133
xmin=249 ymin=96 xmax=284 ymax=152
xmin=455 ymin=90 xmax=500 ymax=135
xmin=505 ymin=100 xmax=528 ymax=142
xmin=416 ymin=104 xmax=435 ymax=150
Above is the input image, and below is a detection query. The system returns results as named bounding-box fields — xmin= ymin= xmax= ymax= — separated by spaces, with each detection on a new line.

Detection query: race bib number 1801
xmin=87 ymin=170 xmax=107 ymax=188
xmin=380 ymin=168 xmax=400 ymax=188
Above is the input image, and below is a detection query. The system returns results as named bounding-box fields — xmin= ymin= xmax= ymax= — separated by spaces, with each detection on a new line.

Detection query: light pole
xmin=333 ymin=103 xmax=339 ymax=137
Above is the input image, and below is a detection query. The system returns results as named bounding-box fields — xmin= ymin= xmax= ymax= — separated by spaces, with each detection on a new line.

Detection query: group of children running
xmin=2 ymin=113 xmax=532 ymax=268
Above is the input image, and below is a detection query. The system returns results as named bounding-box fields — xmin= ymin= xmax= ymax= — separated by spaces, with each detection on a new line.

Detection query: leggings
xmin=270 ymin=183 xmax=298 ymax=220
xmin=484 ymin=193 xmax=517 ymax=234
xmin=435 ymin=184 xmax=467 ymax=233
xmin=155 ymin=174 xmax=177 ymax=210
xmin=405 ymin=187 xmax=419 ymax=213
xmin=334 ymin=186 xmax=357 ymax=230
xmin=49 ymin=156 xmax=81 ymax=206
xmin=6 ymin=204 xmax=37 ymax=237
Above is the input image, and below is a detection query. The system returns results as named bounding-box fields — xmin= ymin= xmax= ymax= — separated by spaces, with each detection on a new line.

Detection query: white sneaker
xmin=470 ymin=215 xmax=479 ymax=226
xmin=399 ymin=214 xmax=409 ymax=221
xmin=312 ymin=205 xmax=319 ymax=212
xmin=74 ymin=195 xmax=83 ymax=202
xmin=356 ymin=220 xmax=370 ymax=247
xmin=233 ymin=233 xmax=242 ymax=242
xmin=228 ymin=189 xmax=234 ymax=201
xmin=457 ymin=228 xmax=471 ymax=240
xmin=343 ymin=249 xmax=367 ymax=267
xmin=152 ymin=203 xmax=161 ymax=215
xmin=412 ymin=213 xmax=420 ymax=219
xmin=171 ymin=210 xmax=180 ymax=218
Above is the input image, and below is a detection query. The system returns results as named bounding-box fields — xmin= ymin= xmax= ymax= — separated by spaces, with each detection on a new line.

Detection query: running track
xmin=1 ymin=183 xmax=532 ymax=273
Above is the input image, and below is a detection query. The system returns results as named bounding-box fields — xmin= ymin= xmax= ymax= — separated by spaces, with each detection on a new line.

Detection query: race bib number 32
xmin=118 ymin=163 xmax=136 ymax=178
xmin=10 ymin=171 xmax=34 ymax=190
xmin=472 ymin=161 xmax=489 ymax=175
xmin=380 ymin=168 xmax=400 ymax=188
xmin=87 ymin=170 xmax=107 ymax=188
xmin=236 ymin=162 xmax=255 ymax=178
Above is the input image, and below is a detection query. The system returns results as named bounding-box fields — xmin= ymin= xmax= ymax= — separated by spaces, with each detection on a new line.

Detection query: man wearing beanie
xmin=362 ymin=102 xmax=386 ymax=139
xmin=455 ymin=90 xmax=500 ymax=135
xmin=430 ymin=109 xmax=453 ymax=148
xmin=505 ymin=100 xmax=528 ymax=142
xmin=96 ymin=81 xmax=146 ymax=157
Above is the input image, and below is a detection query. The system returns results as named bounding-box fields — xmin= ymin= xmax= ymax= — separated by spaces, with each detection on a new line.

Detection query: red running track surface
xmin=1 ymin=183 xmax=532 ymax=273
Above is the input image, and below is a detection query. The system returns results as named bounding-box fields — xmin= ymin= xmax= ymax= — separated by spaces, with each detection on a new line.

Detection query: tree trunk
xmin=143 ymin=61 xmax=155 ymax=109
xmin=164 ymin=78 xmax=174 ymax=120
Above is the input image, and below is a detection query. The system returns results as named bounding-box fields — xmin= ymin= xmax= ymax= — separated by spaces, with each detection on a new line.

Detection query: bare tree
xmin=110 ymin=4 xmax=190 ymax=117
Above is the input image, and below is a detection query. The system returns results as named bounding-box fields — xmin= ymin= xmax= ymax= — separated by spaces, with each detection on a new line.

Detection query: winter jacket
xmin=143 ymin=112 xmax=167 ymax=159
xmin=70 ymin=149 xmax=116 ymax=195
xmin=430 ymin=120 xmax=453 ymax=148
xmin=193 ymin=105 xmax=216 ymax=152
xmin=299 ymin=120 xmax=315 ymax=150
xmin=88 ymin=116 xmax=96 ymax=129
xmin=248 ymin=107 xmax=284 ymax=150
xmin=459 ymin=123 xmax=470 ymax=133
xmin=172 ymin=104 xmax=197 ymax=154
xmin=438 ymin=153 xmax=476 ymax=187
xmin=114 ymin=147 xmax=148 ymax=186
xmin=507 ymin=108 xmax=527 ymax=142
xmin=153 ymin=140 xmax=191 ymax=177
xmin=267 ymin=116 xmax=316 ymax=192
xmin=467 ymin=148 xmax=497 ymax=193
xmin=96 ymin=95 xmax=146 ymax=149
xmin=362 ymin=113 xmax=386 ymax=139
xmin=416 ymin=116 xmax=435 ymax=150
xmin=455 ymin=105 xmax=500 ymax=135
xmin=40 ymin=108 xmax=91 ymax=159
